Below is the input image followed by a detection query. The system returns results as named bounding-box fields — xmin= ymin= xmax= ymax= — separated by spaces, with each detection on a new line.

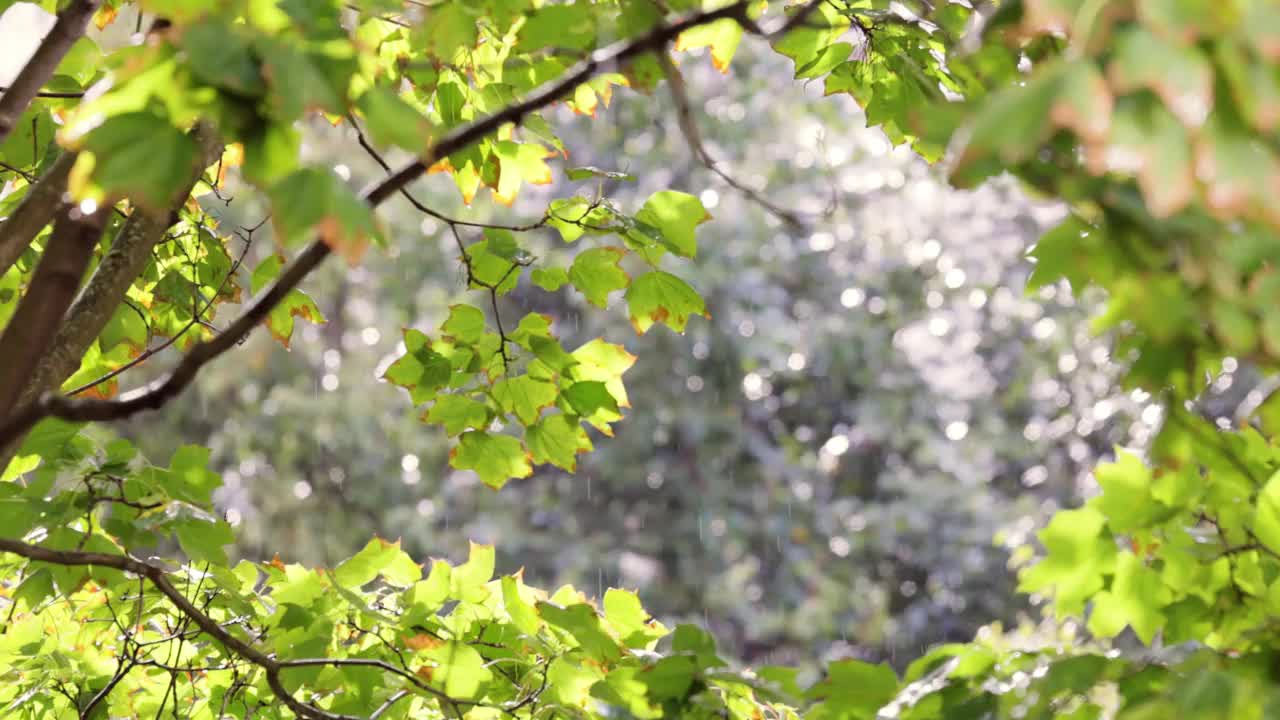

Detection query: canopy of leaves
xmin=0 ymin=0 xmax=1278 ymax=718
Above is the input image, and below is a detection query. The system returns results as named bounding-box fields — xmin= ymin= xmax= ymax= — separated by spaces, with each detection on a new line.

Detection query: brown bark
xmin=0 ymin=203 xmax=107 ymax=416
xmin=0 ymin=152 xmax=76 ymax=278
xmin=13 ymin=124 xmax=222 ymax=411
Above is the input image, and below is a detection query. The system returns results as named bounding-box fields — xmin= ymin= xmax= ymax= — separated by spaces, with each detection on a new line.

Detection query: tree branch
xmin=658 ymin=51 xmax=806 ymax=229
xmin=0 ymin=203 xmax=108 ymax=415
xmin=0 ymin=0 xmax=818 ymax=448
xmin=0 ymin=536 xmax=484 ymax=720
xmin=0 ymin=0 xmax=101 ymax=145
xmin=10 ymin=123 xmax=223 ymax=414
xmin=0 ymin=151 xmax=77 ymax=278
xmin=0 ymin=85 xmax=85 ymax=99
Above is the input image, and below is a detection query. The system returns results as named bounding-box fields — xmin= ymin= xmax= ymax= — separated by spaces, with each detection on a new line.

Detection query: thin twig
xmin=658 ymin=52 xmax=806 ymax=229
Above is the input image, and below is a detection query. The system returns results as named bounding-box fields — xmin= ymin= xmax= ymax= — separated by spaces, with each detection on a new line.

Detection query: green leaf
xmin=241 ymin=121 xmax=300 ymax=186
xmin=421 ymin=641 xmax=492 ymax=698
xmin=453 ymin=540 xmax=495 ymax=590
xmin=449 ymin=431 xmax=532 ymax=489
xmin=1253 ymin=470 xmax=1280 ymax=554
xmin=517 ymin=5 xmax=595 ymax=52
xmin=625 ymin=271 xmax=708 ymax=334
xmin=256 ymin=37 xmax=353 ymax=120
xmin=570 ymin=247 xmax=630 ymax=308
xmin=537 ymin=602 xmax=622 ymax=662
xmin=383 ymin=329 xmax=453 ymax=404
xmin=604 ymin=588 xmax=663 ymax=647
xmin=357 ymin=87 xmax=435 ymax=153
xmin=1087 ymin=551 xmax=1170 ymax=643
xmin=168 ymin=445 xmax=222 ymax=505
xmin=0 ymin=105 xmax=53 ymax=170
xmin=492 ymin=375 xmax=558 ymax=425
xmin=462 ymin=240 xmax=522 ymax=294
xmin=268 ymin=168 xmax=382 ymax=262
xmin=493 ymin=141 xmax=552 ymax=203
xmin=72 ymin=112 xmax=197 ymax=211
xmin=571 ymin=339 xmax=635 ymax=410
xmin=526 ymin=414 xmax=592 ymax=471
xmin=174 ymin=519 xmax=235 ymax=565
xmin=414 ymin=1 xmax=478 ymax=60
xmin=635 ymin=191 xmax=710 ymax=259
xmin=1018 ymin=507 xmax=1117 ymax=616
xmin=501 ymin=574 xmax=543 ymax=637
xmin=532 ymin=267 xmax=569 ymax=291
xmin=1108 ymin=28 xmax=1212 ymax=128
xmin=333 ymin=537 xmax=422 ymax=588
xmin=250 ymin=255 xmax=327 ymax=348
xmin=180 ymin=19 xmax=267 ymax=97
xmin=566 ymin=166 xmax=636 ymax=182
xmin=1093 ymin=451 xmax=1157 ymax=532
xmin=807 ymin=659 xmax=899 ymax=716
xmin=425 ymin=395 xmax=490 ymax=435
xmin=441 ymin=304 xmax=487 ymax=344
xmin=563 ymin=381 xmax=619 ymax=418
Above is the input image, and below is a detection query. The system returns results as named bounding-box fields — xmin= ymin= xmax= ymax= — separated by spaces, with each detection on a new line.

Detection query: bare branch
xmin=0 ymin=0 xmax=815 ymax=445
xmin=0 ymin=151 xmax=77 ymax=278
xmin=0 ymin=0 xmax=101 ymax=145
xmin=369 ymin=690 xmax=410 ymax=720
xmin=0 ymin=85 xmax=85 ymax=99
xmin=658 ymin=52 xmax=806 ymax=229
xmin=0 ymin=203 xmax=108 ymax=415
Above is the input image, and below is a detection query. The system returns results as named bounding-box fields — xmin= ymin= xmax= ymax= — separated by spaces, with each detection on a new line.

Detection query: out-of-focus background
xmin=1 ymin=10 xmax=1190 ymax=670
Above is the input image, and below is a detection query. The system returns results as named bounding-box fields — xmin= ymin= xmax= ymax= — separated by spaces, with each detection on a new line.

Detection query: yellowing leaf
xmin=268 ymin=168 xmax=384 ymax=264
xmin=675 ymin=18 xmax=743 ymax=72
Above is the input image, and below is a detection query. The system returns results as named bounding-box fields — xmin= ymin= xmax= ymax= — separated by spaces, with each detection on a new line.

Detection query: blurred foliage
xmin=124 ymin=49 xmax=1140 ymax=670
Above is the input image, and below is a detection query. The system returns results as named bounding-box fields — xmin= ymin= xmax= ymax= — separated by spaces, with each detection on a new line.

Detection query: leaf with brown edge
xmin=526 ymin=414 xmax=593 ymax=472
xmin=493 ymin=141 xmax=555 ymax=206
xmin=93 ymin=3 xmax=119 ymax=31
xmin=268 ymin=168 xmax=384 ymax=264
xmin=675 ymin=17 xmax=743 ymax=73
xmin=252 ymin=255 xmax=327 ymax=348
xmin=1104 ymin=97 xmax=1194 ymax=218
xmin=625 ymin=271 xmax=708 ymax=334
xmin=1107 ymin=27 xmax=1213 ymax=129
xmin=405 ymin=633 xmax=444 ymax=651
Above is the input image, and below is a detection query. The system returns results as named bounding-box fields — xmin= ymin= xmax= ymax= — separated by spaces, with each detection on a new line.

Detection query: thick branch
xmin=13 ymin=124 xmax=223 ymax=412
xmin=0 ymin=0 xmax=818 ymax=447
xmin=0 ymin=151 xmax=77 ymax=278
xmin=0 ymin=0 xmax=100 ymax=145
xmin=0 ymin=203 xmax=107 ymax=415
